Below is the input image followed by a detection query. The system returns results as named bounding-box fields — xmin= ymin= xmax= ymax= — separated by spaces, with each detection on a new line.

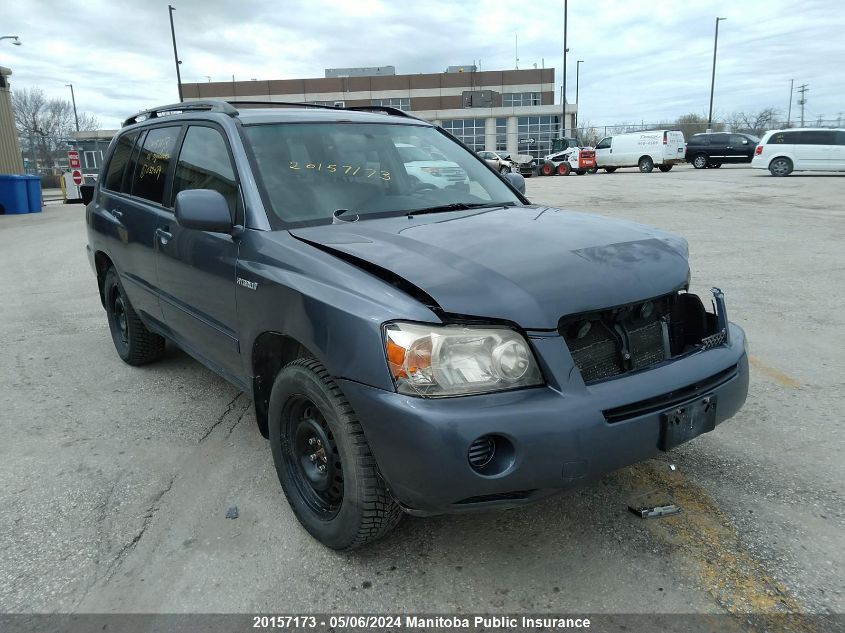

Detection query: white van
xmin=594 ymin=130 xmax=686 ymax=173
xmin=751 ymin=128 xmax=845 ymax=176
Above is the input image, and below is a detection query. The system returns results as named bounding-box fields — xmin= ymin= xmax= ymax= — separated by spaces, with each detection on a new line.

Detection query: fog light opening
xmin=467 ymin=434 xmax=514 ymax=476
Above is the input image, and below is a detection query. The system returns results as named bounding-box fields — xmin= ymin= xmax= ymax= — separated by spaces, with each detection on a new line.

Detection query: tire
xmin=103 ymin=267 xmax=165 ymax=366
xmin=604 ymin=167 xmax=617 ymax=173
xmin=574 ymin=169 xmax=586 ymax=175
xmin=540 ymin=162 xmax=554 ymax=176
xmin=658 ymin=165 xmax=673 ymax=172
xmin=638 ymin=156 xmax=654 ymax=173
xmin=269 ymin=358 xmax=402 ymax=550
xmin=692 ymin=154 xmax=708 ymax=169
xmin=556 ymin=162 xmax=571 ymax=176
xmin=588 ymin=166 xmax=599 ymax=174
xmin=769 ymin=157 xmax=793 ymax=177
xmin=499 ymin=165 xmax=510 ymax=175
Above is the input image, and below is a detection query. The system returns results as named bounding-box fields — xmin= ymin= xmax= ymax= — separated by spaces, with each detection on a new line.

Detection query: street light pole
xmin=707 ymin=17 xmax=727 ymax=131
xmin=561 ymin=0 xmax=568 ymax=138
xmin=65 ymin=84 xmax=79 ymax=132
xmin=575 ymin=60 xmax=583 ymax=133
xmin=168 ymin=5 xmax=183 ymax=102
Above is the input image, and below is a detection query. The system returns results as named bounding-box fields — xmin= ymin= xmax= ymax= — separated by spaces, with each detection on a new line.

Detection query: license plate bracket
xmin=659 ymin=396 xmax=717 ymax=451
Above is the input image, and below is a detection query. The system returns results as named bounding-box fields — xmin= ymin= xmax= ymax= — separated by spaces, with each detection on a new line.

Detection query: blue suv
xmin=86 ymin=100 xmax=748 ymax=549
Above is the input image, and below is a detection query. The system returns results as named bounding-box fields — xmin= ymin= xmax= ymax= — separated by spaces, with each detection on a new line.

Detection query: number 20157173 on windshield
xmin=289 ymin=161 xmax=390 ymax=180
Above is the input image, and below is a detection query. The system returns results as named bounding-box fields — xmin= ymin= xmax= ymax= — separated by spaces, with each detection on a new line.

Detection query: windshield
xmin=244 ymin=122 xmax=521 ymax=227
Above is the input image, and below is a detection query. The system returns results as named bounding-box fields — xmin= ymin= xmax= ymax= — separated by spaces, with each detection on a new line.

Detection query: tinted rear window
xmin=800 ymin=131 xmax=836 ymax=145
xmin=129 ymin=126 xmax=180 ymax=205
xmin=104 ymin=132 xmax=138 ymax=191
xmin=768 ymin=131 xmax=801 ymax=144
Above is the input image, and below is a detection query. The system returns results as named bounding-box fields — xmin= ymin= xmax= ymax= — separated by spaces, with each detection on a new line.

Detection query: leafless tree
xmin=12 ymin=87 xmax=99 ymax=168
xmin=723 ymin=108 xmax=779 ymax=137
xmin=575 ymin=120 xmax=601 ymax=147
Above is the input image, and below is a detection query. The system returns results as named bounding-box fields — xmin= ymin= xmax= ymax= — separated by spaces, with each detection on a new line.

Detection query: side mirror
xmin=504 ymin=172 xmax=526 ymax=195
xmin=174 ymin=189 xmax=233 ymax=233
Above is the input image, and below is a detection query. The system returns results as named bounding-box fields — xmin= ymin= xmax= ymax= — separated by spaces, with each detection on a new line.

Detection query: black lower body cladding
xmin=559 ymin=290 xmax=725 ymax=384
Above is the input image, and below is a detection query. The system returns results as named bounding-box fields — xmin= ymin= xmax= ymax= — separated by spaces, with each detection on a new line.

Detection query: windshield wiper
xmin=404 ymin=202 xmax=511 ymax=218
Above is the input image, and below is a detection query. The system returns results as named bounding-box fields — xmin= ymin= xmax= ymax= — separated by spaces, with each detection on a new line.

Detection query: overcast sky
xmin=2 ymin=0 xmax=843 ymax=129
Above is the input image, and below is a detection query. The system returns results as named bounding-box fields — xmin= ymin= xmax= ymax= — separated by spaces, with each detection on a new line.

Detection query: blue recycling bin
xmin=25 ymin=175 xmax=42 ymax=213
xmin=0 ymin=174 xmax=29 ymax=215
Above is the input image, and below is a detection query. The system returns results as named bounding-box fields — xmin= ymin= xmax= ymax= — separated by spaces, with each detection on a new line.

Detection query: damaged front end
xmin=559 ymin=288 xmax=732 ymax=384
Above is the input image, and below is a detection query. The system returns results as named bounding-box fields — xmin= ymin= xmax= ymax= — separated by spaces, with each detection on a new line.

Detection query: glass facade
xmin=517 ymin=115 xmax=560 ymax=158
xmin=371 ymin=97 xmax=410 ymax=111
xmin=440 ymin=118 xmax=486 ymax=152
xmin=503 ymin=92 xmax=540 ymax=107
xmin=495 ymin=118 xmax=507 ymax=151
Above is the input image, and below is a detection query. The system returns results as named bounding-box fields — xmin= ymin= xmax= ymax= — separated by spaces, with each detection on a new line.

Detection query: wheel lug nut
xmin=317 ymin=464 xmax=326 ymax=473
xmin=309 ymin=453 xmax=317 ymax=462
xmin=308 ymin=438 xmax=315 ymax=445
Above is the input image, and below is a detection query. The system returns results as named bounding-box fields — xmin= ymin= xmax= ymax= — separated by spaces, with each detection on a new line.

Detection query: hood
xmin=513 ymin=154 xmax=534 ymax=164
xmin=291 ymin=205 xmax=689 ymax=329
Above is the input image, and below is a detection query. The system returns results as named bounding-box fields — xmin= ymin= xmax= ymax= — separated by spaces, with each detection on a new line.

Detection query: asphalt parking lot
xmin=1 ymin=165 xmax=842 ymax=626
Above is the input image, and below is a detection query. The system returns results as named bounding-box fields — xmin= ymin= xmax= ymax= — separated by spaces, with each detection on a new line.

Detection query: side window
xmin=688 ymin=135 xmax=707 ymax=146
xmin=800 ymin=131 xmax=835 ymax=145
xmin=769 ymin=131 xmax=799 ymax=144
xmin=130 ymin=126 xmax=180 ymax=204
xmin=730 ymin=134 xmax=750 ymax=146
xmin=104 ymin=132 xmax=138 ymax=191
xmin=596 ymin=137 xmax=611 ymax=150
xmin=836 ymin=131 xmax=845 ymax=146
xmin=172 ymin=126 xmax=239 ymax=218
xmin=710 ymin=133 xmax=729 ymax=145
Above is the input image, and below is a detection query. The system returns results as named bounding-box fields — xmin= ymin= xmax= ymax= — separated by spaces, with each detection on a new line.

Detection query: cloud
xmin=2 ymin=0 xmax=842 ymax=128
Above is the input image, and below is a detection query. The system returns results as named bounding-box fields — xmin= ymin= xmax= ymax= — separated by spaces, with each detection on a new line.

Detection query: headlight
xmin=384 ymin=322 xmax=543 ymax=397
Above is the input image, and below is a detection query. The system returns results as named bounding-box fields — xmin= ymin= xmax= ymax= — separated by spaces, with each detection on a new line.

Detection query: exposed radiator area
xmin=560 ymin=290 xmax=728 ymax=384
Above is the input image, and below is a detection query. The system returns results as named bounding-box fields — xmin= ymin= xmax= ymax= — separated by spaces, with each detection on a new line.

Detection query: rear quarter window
xmin=104 ymin=132 xmax=138 ymax=191
xmin=768 ymin=131 xmax=800 ymax=144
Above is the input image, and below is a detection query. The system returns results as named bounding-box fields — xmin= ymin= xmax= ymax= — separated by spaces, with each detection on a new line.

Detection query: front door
xmin=155 ymin=124 xmax=243 ymax=381
xmin=595 ymin=137 xmax=612 ymax=166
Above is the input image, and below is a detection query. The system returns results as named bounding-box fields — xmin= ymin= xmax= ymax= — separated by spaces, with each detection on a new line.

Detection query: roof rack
xmin=122 ymin=100 xmax=237 ymax=127
xmin=226 ymin=100 xmax=420 ymax=120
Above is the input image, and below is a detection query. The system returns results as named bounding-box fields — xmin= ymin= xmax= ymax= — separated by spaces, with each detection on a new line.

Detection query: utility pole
xmin=514 ymin=33 xmax=518 ymax=69
xmin=575 ymin=60 xmax=583 ymax=134
xmin=707 ymin=17 xmax=727 ymax=131
xmin=786 ymin=79 xmax=793 ymax=127
xmin=168 ymin=5 xmax=183 ymax=102
xmin=65 ymin=84 xmax=79 ymax=132
xmin=837 ymin=112 xmax=843 ymax=127
xmin=797 ymin=84 xmax=808 ymax=127
xmin=561 ymin=0 xmax=568 ymax=138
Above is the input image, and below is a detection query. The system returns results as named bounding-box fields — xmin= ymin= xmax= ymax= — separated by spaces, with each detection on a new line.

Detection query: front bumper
xmin=338 ymin=323 xmax=748 ymax=515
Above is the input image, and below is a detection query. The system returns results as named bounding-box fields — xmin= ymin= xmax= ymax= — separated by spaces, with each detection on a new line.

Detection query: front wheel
xmin=269 ymin=359 xmax=402 ymax=550
xmin=604 ymin=167 xmax=617 ymax=173
xmin=499 ymin=165 xmax=510 ymax=175
xmin=638 ymin=156 xmax=654 ymax=173
xmin=103 ymin=268 xmax=165 ymax=366
xmin=556 ymin=162 xmax=571 ymax=176
xmin=658 ymin=164 xmax=673 ymax=172
xmin=540 ymin=162 xmax=554 ymax=176
xmin=769 ymin=157 xmax=793 ymax=177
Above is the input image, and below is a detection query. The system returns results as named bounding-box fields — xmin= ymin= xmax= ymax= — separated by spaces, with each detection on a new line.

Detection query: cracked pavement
xmin=0 ymin=166 xmax=842 ymax=626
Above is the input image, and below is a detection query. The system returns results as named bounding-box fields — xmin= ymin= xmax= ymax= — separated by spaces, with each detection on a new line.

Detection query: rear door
xmin=664 ymin=131 xmax=685 ymax=161
xmin=794 ymin=130 xmax=837 ymax=170
xmin=833 ymin=131 xmax=845 ymax=170
xmin=707 ymin=133 xmax=730 ymax=164
xmin=155 ymin=123 xmax=243 ymax=380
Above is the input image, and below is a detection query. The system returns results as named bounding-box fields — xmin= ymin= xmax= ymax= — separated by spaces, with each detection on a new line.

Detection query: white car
xmin=395 ymin=143 xmax=469 ymax=189
xmin=594 ymin=130 xmax=686 ymax=173
xmin=751 ymin=128 xmax=845 ymax=176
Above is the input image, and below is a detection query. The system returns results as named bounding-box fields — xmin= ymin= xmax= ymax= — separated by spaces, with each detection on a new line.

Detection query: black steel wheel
xmin=604 ymin=167 xmax=617 ymax=173
xmin=103 ymin=268 xmax=165 ymax=366
xmin=269 ymin=358 xmax=402 ymax=549
xmin=282 ymin=396 xmax=344 ymax=518
xmin=658 ymin=164 xmax=673 ymax=172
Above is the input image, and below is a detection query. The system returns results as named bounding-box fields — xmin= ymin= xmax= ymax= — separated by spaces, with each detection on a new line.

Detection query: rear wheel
xmin=604 ymin=167 xmax=617 ymax=173
xmin=692 ymin=154 xmax=708 ymax=169
xmin=638 ymin=156 xmax=654 ymax=173
xmin=556 ymin=162 xmax=571 ymax=176
xmin=540 ymin=162 xmax=554 ymax=176
xmin=658 ymin=164 xmax=673 ymax=172
xmin=269 ymin=358 xmax=402 ymax=550
xmin=103 ymin=268 xmax=165 ymax=366
xmin=769 ymin=157 xmax=793 ymax=177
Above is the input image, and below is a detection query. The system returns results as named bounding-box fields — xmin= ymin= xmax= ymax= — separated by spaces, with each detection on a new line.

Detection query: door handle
xmin=155 ymin=227 xmax=172 ymax=246
xmin=108 ymin=208 xmax=123 ymax=219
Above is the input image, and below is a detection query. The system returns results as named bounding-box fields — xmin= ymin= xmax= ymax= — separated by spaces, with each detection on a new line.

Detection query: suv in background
xmin=86 ymin=99 xmax=747 ymax=550
xmin=685 ymin=132 xmax=759 ymax=169
xmin=751 ymin=128 xmax=845 ymax=176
